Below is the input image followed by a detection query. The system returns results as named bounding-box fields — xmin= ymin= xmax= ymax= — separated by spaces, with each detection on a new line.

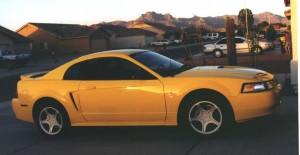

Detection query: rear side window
xmin=235 ymin=38 xmax=245 ymax=44
xmin=216 ymin=39 xmax=227 ymax=44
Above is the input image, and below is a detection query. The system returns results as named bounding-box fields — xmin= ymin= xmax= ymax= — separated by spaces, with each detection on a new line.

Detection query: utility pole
xmin=199 ymin=25 xmax=206 ymax=66
xmin=245 ymin=8 xmax=255 ymax=67
xmin=245 ymin=8 xmax=249 ymax=52
xmin=225 ymin=17 xmax=237 ymax=66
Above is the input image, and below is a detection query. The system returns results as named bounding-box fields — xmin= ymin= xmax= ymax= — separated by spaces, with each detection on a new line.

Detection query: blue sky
xmin=0 ymin=0 xmax=287 ymax=31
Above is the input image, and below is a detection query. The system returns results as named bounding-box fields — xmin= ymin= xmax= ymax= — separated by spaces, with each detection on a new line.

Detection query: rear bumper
xmin=11 ymin=98 xmax=34 ymax=123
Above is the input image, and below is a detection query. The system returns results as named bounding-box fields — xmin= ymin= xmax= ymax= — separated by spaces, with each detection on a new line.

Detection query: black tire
xmin=252 ymin=46 xmax=263 ymax=55
xmin=34 ymin=102 xmax=70 ymax=137
xmin=178 ymin=95 xmax=232 ymax=137
xmin=213 ymin=49 xmax=223 ymax=58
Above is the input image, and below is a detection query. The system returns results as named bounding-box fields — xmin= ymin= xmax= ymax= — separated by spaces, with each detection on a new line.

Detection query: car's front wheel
xmin=179 ymin=95 xmax=231 ymax=136
xmin=34 ymin=102 xmax=70 ymax=137
xmin=188 ymin=101 xmax=223 ymax=135
xmin=213 ymin=49 xmax=223 ymax=58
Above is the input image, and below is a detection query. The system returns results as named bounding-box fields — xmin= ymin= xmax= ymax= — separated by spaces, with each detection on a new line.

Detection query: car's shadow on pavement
xmin=60 ymin=111 xmax=296 ymax=142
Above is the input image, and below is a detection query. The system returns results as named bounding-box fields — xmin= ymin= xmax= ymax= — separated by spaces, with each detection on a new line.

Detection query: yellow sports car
xmin=12 ymin=49 xmax=281 ymax=137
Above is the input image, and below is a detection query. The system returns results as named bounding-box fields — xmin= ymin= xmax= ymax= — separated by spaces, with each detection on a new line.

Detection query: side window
xmin=216 ymin=39 xmax=227 ymax=44
xmin=235 ymin=38 xmax=245 ymax=44
xmin=63 ymin=57 xmax=156 ymax=80
xmin=63 ymin=62 xmax=84 ymax=80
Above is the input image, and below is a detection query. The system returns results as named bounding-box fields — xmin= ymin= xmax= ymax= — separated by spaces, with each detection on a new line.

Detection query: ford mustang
xmin=12 ymin=49 xmax=281 ymax=137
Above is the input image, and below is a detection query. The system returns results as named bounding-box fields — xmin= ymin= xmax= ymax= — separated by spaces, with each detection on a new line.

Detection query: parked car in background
xmin=12 ymin=49 xmax=281 ymax=137
xmin=170 ymin=39 xmax=182 ymax=45
xmin=258 ymin=34 xmax=265 ymax=39
xmin=0 ymin=49 xmax=30 ymax=69
xmin=201 ymin=33 xmax=221 ymax=41
xmin=150 ymin=39 xmax=171 ymax=47
xmin=204 ymin=36 xmax=273 ymax=58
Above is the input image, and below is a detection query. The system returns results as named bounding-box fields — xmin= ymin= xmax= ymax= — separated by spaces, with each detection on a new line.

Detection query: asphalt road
xmin=0 ymin=45 xmax=298 ymax=155
xmin=0 ymin=75 xmax=19 ymax=102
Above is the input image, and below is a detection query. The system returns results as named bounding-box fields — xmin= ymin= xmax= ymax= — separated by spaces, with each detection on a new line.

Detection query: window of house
xmin=39 ymin=42 xmax=48 ymax=50
xmin=63 ymin=57 xmax=156 ymax=80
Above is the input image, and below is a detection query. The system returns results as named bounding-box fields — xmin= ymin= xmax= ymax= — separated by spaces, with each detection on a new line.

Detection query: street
xmin=0 ymin=45 xmax=298 ymax=155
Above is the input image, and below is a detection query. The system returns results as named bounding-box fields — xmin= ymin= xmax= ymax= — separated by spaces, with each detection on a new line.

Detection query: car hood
xmin=175 ymin=66 xmax=273 ymax=81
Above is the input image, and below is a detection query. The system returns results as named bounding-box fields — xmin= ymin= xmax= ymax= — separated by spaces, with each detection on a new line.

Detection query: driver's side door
xmin=76 ymin=57 xmax=166 ymax=123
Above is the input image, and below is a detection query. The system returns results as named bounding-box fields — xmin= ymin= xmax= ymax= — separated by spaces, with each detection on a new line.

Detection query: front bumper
xmin=230 ymin=89 xmax=281 ymax=122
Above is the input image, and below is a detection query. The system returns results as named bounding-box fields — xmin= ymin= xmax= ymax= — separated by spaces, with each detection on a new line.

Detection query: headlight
xmin=242 ymin=81 xmax=274 ymax=93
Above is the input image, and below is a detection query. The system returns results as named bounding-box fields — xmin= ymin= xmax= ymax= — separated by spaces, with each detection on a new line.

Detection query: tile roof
xmin=0 ymin=25 xmax=31 ymax=42
xmin=30 ymin=23 xmax=95 ymax=39
xmin=98 ymin=24 xmax=128 ymax=35
xmin=99 ymin=24 xmax=156 ymax=37
xmin=117 ymin=28 xmax=156 ymax=37
xmin=143 ymin=22 xmax=181 ymax=33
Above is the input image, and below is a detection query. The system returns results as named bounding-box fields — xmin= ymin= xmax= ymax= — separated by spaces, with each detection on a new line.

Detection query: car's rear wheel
xmin=213 ymin=49 xmax=223 ymax=58
xmin=252 ymin=46 xmax=263 ymax=55
xmin=34 ymin=102 xmax=70 ymax=137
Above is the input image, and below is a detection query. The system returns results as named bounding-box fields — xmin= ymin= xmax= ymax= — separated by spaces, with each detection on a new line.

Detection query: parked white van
xmin=201 ymin=33 xmax=221 ymax=41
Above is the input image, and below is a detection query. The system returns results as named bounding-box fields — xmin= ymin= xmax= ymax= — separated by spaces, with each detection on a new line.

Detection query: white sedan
xmin=204 ymin=36 xmax=273 ymax=58
xmin=150 ymin=39 xmax=171 ymax=47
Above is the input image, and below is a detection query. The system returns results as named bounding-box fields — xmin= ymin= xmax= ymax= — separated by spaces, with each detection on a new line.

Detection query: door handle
xmin=85 ymin=86 xmax=96 ymax=90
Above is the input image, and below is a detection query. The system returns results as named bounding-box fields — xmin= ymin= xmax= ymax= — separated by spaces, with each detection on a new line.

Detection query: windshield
xmin=130 ymin=51 xmax=192 ymax=77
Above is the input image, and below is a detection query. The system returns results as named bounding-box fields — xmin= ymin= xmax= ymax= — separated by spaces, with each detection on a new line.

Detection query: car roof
xmin=219 ymin=36 xmax=246 ymax=40
xmin=81 ymin=49 xmax=150 ymax=59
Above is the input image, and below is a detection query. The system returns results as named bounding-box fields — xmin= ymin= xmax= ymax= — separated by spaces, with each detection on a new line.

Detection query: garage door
xmin=91 ymin=39 xmax=108 ymax=53
xmin=0 ymin=44 xmax=9 ymax=50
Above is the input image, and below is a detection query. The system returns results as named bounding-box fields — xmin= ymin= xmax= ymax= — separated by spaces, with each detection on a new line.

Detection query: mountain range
xmin=100 ymin=11 xmax=290 ymax=30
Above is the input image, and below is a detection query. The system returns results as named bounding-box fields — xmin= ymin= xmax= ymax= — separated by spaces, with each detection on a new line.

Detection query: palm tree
xmin=238 ymin=8 xmax=254 ymax=36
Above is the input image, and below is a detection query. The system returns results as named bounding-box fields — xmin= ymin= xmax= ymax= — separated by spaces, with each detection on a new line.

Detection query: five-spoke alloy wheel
xmin=179 ymin=95 xmax=231 ymax=137
xmin=39 ymin=107 xmax=63 ymax=136
xmin=188 ymin=101 xmax=222 ymax=135
xmin=34 ymin=102 xmax=70 ymax=137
